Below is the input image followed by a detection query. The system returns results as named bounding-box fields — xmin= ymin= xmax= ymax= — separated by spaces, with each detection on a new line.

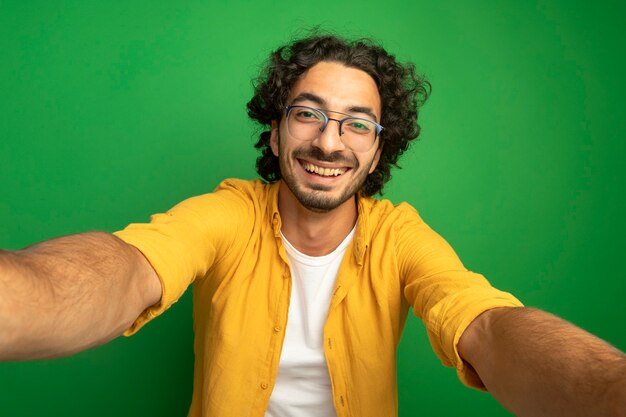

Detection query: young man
xmin=0 ymin=35 xmax=624 ymax=417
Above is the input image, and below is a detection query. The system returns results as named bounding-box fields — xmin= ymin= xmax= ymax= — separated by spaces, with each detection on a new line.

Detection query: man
xmin=0 ymin=34 xmax=624 ymax=417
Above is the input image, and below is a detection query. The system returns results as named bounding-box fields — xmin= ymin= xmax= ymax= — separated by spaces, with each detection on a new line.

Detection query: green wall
xmin=1 ymin=1 xmax=624 ymax=416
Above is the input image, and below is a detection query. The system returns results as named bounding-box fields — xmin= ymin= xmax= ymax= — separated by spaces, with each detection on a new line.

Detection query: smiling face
xmin=270 ymin=61 xmax=382 ymax=213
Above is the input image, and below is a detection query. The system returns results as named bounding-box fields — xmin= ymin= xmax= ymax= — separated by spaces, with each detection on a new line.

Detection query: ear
xmin=368 ymin=143 xmax=383 ymax=174
xmin=270 ymin=120 xmax=279 ymax=157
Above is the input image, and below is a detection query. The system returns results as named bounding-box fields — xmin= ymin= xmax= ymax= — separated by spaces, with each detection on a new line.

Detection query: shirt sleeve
xmin=113 ymin=179 xmax=255 ymax=335
xmin=396 ymin=203 xmax=523 ymax=389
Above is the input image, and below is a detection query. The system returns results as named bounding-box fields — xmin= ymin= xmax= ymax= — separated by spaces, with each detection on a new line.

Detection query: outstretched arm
xmin=0 ymin=232 xmax=161 ymax=361
xmin=458 ymin=307 xmax=626 ymax=417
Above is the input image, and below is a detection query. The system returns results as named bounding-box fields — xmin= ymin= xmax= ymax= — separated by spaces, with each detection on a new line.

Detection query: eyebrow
xmin=290 ymin=92 xmax=379 ymax=122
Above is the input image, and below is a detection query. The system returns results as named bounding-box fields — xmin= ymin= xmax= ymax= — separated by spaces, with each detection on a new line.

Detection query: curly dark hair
xmin=246 ymin=33 xmax=431 ymax=196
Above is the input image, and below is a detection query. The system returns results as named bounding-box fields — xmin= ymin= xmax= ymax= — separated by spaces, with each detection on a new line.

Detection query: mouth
xmin=298 ymin=159 xmax=350 ymax=177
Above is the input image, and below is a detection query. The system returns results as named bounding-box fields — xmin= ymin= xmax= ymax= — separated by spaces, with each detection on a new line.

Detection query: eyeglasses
xmin=284 ymin=105 xmax=384 ymax=152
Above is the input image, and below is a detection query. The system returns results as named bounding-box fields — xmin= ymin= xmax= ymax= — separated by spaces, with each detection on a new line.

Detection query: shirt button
xmin=274 ymin=326 xmax=281 ymax=333
xmin=261 ymin=383 xmax=269 ymax=390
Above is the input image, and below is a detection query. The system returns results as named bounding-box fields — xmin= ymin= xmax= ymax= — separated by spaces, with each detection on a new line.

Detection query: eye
xmin=345 ymin=119 xmax=372 ymax=134
xmin=298 ymin=111 xmax=316 ymax=118
xmin=293 ymin=108 xmax=323 ymax=122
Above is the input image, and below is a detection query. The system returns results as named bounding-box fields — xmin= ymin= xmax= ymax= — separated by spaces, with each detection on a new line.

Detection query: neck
xmin=277 ymin=182 xmax=358 ymax=257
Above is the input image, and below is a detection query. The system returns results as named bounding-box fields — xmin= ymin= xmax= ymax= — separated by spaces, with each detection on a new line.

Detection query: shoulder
xmin=173 ymin=178 xmax=272 ymax=211
xmin=151 ymin=178 xmax=275 ymax=232
xmin=214 ymin=178 xmax=270 ymax=194
xmin=359 ymin=195 xmax=426 ymax=231
xmin=360 ymin=195 xmax=452 ymax=258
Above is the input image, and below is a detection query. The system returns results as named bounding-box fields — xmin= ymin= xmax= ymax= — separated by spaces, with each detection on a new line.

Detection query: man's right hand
xmin=0 ymin=232 xmax=161 ymax=361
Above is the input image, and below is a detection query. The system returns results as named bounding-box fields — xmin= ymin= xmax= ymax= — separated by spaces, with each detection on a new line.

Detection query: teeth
xmin=303 ymin=162 xmax=346 ymax=177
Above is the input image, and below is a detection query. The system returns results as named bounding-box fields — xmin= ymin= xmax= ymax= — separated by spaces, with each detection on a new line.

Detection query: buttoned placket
xmin=254 ymin=211 xmax=292 ymax=413
xmin=323 ymin=242 xmax=367 ymax=417
xmin=323 ymin=197 xmax=369 ymax=417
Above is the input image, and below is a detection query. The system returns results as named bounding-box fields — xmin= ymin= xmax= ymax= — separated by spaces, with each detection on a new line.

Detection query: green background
xmin=1 ymin=1 xmax=624 ymax=416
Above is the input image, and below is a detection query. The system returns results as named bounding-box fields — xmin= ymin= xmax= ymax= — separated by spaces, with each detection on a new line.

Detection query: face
xmin=270 ymin=61 xmax=382 ymax=213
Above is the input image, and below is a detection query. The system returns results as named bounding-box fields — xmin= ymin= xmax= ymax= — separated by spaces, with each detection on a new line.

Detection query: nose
xmin=311 ymin=118 xmax=346 ymax=154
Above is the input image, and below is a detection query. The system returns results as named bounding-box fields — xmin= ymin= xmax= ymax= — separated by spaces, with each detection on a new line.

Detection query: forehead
xmin=288 ymin=61 xmax=381 ymax=116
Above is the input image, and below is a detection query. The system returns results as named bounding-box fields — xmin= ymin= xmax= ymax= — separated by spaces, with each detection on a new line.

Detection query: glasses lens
xmin=287 ymin=106 xmax=326 ymax=141
xmin=341 ymin=118 xmax=378 ymax=152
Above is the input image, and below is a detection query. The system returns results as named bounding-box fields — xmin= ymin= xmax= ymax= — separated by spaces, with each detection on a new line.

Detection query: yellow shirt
xmin=114 ymin=178 xmax=522 ymax=417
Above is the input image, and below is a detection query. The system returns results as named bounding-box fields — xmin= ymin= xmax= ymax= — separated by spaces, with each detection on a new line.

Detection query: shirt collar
xmin=268 ymin=180 xmax=282 ymax=237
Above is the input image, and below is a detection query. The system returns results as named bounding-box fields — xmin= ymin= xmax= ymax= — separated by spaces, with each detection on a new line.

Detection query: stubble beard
xmin=279 ymin=143 xmax=374 ymax=213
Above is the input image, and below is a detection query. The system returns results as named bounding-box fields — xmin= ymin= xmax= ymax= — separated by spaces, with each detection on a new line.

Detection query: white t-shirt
xmin=265 ymin=227 xmax=356 ymax=417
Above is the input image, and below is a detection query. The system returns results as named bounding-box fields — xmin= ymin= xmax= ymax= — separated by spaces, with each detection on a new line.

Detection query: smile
xmin=300 ymin=160 xmax=349 ymax=177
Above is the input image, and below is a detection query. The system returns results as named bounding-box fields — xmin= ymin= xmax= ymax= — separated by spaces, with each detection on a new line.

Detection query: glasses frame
xmin=284 ymin=105 xmax=384 ymax=151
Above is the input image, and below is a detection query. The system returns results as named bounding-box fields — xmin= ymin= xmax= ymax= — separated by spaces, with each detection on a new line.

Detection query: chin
xmin=289 ymin=181 xmax=358 ymax=213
